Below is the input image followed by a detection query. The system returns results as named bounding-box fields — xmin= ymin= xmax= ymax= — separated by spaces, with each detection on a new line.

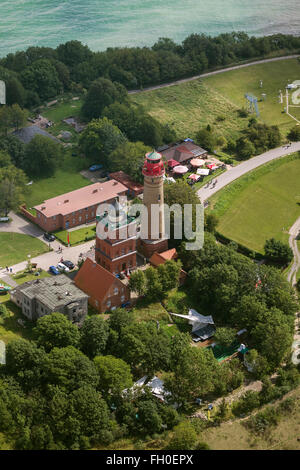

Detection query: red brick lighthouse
xmin=139 ymin=150 xmax=168 ymax=258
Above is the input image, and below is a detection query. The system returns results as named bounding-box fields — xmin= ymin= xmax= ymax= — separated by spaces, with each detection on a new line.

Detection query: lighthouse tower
xmin=139 ymin=150 xmax=168 ymax=258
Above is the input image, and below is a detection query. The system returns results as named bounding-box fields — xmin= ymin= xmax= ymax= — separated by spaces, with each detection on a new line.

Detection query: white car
xmin=57 ymin=262 xmax=70 ymax=273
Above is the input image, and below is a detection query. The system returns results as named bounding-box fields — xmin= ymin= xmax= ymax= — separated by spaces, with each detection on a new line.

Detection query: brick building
xmin=74 ymin=257 xmax=130 ymax=313
xmin=95 ymin=198 xmax=137 ymax=274
xmin=32 ymin=180 xmax=127 ymax=232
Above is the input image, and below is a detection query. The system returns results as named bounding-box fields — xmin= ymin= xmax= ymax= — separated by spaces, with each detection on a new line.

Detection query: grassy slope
xmin=0 ymin=233 xmax=49 ymax=267
xmin=201 ymin=386 xmax=300 ymax=450
xmin=24 ymin=152 xmax=92 ymax=208
xmin=133 ymin=58 xmax=300 ymax=140
xmin=210 ymin=155 xmax=300 ymax=253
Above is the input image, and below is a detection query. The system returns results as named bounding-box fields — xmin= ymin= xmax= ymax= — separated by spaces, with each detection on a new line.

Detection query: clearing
xmin=133 ymin=58 xmax=300 ymax=140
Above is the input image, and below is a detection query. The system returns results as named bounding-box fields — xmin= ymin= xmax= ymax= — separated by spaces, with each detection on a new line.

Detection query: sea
xmin=0 ymin=0 xmax=300 ymax=57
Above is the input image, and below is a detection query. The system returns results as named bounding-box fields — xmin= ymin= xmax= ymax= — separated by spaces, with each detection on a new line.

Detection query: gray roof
xmin=11 ymin=275 xmax=88 ymax=310
xmin=13 ymin=125 xmax=60 ymax=144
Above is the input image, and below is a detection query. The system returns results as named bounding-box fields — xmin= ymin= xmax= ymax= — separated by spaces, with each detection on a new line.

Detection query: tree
xmin=20 ymin=59 xmax=62 ymax=101
xmin=0 ymin=106 xmax=13 ymax=135
xmin=164 ymin=346 xmax=218 ymax=407
xmin=157 ymin=260 xmax=182 ymax=295
xmin=10 ymin=104 xmax=27 ymax=130
xmin=5 ymin=77 xmax=26 ymax=106
xmin=33 ymin=312 xmax=80 ymax=352
xmin=79 ymin=117 xmax=126 ymax=165
xmin=5 ymin=339 xmax=47 ymax=390
xmin=214 ymin=327 xmax=236 ymax=348
xmin=128 ymin=269 xmax=146 ymax=296
xmin=56 ymin=40 xmax=93 ymax=68
xmin=287 ymin=126 xmax=300 ymax=141
xmin=94 ymin=355 xmax=133 ymax=398
xmin=80 ymin=316 xmax=109 ymax=358
xmin=119 ymin=322 xmax=171 ymax=375
xmin=69 ymin=385 xmax=111 ymax=446
xmin=44 ymin=346 xmax=99 ymax=391
xmin=204 ymin=212 xmax=219 ymax=233
xmin=264 ymin=238 xmax=293 ymax=265
xmin=235 ymin=137 xmax=255 ymax=160
xmin=107 ymin=141 xmax=150 ymax=182
xmin=252 ymin=308 xmax=293 ymax=368
xmin=137 ymin=400 xmax=162 ymax=435
xmin=196 ymin=127 xmax=217 ymax=152
xmin=0 ymin=164 xmax=27 ymax=216
xmin=167 ymin=421 xmax=198 ymax=450
xmin=0 ymin=135 xmax=26 ymax=169
xmin=81 ymin=77 xmax=127 ymax=120
xmin=23 ymin=135 xmax=62 ymax=178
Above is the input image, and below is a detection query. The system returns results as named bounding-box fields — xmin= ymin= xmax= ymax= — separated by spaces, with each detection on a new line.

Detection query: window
xmin=121 ymin=295 xmax=125 ymax=302
xmin=114 ymin=287 xmax=118 ymax=295
xmin=79 ymin=216 xmax=82 ymax=222
xmin=106 ymin=300 xmax=111 ymax=308
xmin=73 ymin=219 xmax=75 ymax=224
xmin=95 ymin=300 xmax=99 ymax=307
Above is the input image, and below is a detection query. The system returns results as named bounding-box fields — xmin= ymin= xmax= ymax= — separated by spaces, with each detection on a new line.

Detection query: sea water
xmin=0 ymin=0 xmax=299 ymax=57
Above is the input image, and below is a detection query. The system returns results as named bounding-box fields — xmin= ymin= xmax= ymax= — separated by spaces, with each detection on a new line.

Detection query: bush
xmin=245 ymin=406 xmax=279 ymax=435
xmin=232 ymin=391 xmax=261 ymax=417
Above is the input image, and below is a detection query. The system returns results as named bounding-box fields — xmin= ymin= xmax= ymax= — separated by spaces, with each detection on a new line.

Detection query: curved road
xmin=197 ymin=141 xmax=300 ymax=202
xmin=129 ymin=54 xmax=299 ymax=95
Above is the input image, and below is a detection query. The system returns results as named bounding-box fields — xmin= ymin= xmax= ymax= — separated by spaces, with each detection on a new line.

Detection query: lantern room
xmin=142 ymin=151 xmax=165 ymax=177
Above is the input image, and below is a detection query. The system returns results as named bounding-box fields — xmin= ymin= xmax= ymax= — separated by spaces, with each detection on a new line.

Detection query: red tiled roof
xmin=74 ymin=258 xmax=122 ymax=302
xmin=34 ymin=180 xmax=127 ymax=218
xmin=109 ymin=171 xmax=143 ymax=193
xmin=149 ymin=249 xmax=177 ymax=267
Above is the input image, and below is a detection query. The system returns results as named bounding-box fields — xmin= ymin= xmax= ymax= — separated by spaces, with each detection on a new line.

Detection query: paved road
xmin=129 ymin=55 xmax=300 ymax=95
xmin=197 ymin=141 xmax=300 ymax=203
xmin=0 ymin=240 xmax=95 ymax=280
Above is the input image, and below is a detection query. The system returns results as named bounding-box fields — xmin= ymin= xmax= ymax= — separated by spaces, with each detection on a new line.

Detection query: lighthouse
xmin=139 ymin=150 xmax=168 ymax=258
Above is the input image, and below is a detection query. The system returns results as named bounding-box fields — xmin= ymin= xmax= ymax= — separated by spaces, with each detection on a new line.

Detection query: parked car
xmin=62 ymin=260 xmax=75 ymax=270
xmin=44 ymin=232 xmax=55 ymax=242
xmin=89 ymin=164 xmax=103 ymax=172
xmin=49 ymin=265 xmax=60 ymax=275
xmin=57 ymin=262 xmax=70 ymax=273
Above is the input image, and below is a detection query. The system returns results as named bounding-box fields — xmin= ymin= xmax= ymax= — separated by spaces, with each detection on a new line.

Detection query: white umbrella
xmin=173 ymin=165 xmax=188 ymax=174
xmin=197 ymin=168 xmax=210 ymax=176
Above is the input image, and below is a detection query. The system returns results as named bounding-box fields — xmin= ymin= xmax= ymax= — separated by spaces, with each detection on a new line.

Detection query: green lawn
xmin=13 ymin=269 xmax=51 ymax=285
xmin=54 ymin=224 xmax=96 ymax=246
xmin=210 ymin=154 xmax=300 ymax=254
xmin=133 ymin=58 xmax=300 ymax=141
xmin=0 ymin=233 xmax=49 ymax=267
xmin=42 ymin=97 xmax=83 ymax=122
xmin=24 ymin=152 xmax=92 ymax=208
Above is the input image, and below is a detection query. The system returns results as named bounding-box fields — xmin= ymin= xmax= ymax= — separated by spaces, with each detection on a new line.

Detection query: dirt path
xmin=129 ymin=55 xmax=300 ymax=95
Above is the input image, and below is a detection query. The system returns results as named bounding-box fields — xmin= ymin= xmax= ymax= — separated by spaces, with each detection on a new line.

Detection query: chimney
xmin=64 ymin=199 xmax=69 ymax=204
xmin=92 ymin=189 xmax=98 ymax=194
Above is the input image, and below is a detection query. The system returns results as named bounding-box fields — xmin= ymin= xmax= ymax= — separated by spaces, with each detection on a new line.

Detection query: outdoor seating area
xmin=165 ymin=155 xmax=224 ymax=186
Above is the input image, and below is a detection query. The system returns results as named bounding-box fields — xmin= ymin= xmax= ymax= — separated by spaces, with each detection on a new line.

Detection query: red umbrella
xmin=168 ymin=159 xmax=179 ymax=168
xmin=189 ymin=173 xmax=200 ymax=181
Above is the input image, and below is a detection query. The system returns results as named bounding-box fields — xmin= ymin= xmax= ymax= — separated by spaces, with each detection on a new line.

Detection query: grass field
xmin=0 ymin=233 xmax=49 ymax=267
xmin=24 ymin=152 xmax=92 ymax=208
xmin=201 ymin=386 xmax=300 ymax=450
xmin=54 ymin=224 xmax=96 ymax=246
xmin=133 ymin=58 xmax=300 ymax=141
xmin=13 ymin=269 xmax=51 ymax=285
xmin=210 ymin=154 xmax=300 ymax=253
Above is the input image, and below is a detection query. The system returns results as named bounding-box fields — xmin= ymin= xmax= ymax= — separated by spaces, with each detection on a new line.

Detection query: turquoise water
xmin=0 ymin=0 xmax=299 ymax=57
